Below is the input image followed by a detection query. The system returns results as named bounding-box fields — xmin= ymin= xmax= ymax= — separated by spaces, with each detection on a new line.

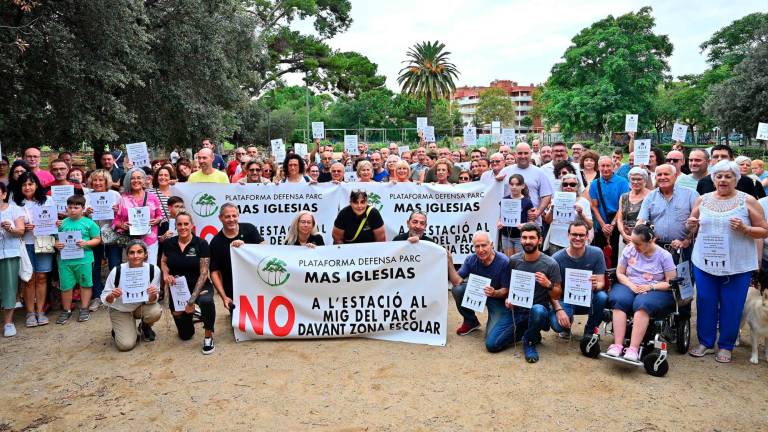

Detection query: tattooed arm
xmin=187 ymin=257 xmax=210 ymax=305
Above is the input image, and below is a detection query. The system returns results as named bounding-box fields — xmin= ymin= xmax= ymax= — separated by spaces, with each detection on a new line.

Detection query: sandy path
xmin=1 ymin=298 xmax=767 ymax=431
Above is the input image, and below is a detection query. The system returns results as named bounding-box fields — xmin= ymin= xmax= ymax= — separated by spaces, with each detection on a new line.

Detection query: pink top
xmin=33 ymin=169 xmax=54 ymax=185
xmin=113 ymin=191 xmax=163 ymax=245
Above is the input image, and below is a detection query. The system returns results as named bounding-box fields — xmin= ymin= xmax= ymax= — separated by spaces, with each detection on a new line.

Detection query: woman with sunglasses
xmin=332 ymin=190 xmax=386 ymax=244
xmin=261 ymin=160 xmax=276 ymax=183
xmin=615 ymin=167 xmax=651 ymax=257
xmin=457 ymin=170 xmax=471 ymax=184
xmin=543 ymin=173 xmax=593 ymax=254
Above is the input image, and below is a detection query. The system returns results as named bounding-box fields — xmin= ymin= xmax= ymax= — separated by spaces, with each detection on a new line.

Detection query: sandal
xmin=715 ymin=349 xmax=732 ymax=363
xmin=689 ymin=344 xmax=714 ymax=357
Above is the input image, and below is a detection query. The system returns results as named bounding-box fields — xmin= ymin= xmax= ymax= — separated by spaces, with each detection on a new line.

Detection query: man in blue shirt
xmin=590 ymin=156 xmax=630 ymax=267
xmin=371 ymin=152 xmax=389 ymax=182
xmin=448 ymin=231 xmax=512 ymax=353
xmin=201 ymin=138 xmax=227 ymax=171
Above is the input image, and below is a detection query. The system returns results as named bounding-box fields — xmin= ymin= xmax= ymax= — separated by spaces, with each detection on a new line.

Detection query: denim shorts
xmin=26 ymin=244 xmax=54 ymax=273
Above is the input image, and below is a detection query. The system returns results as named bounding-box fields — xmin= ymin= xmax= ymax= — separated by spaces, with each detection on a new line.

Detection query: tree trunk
xmin=426 ymin=91 xmax=432 ymax=125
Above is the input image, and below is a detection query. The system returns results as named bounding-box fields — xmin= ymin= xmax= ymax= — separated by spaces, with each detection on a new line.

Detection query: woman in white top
xmin=281 ymin=154 xmax=309 ymax=183
xmin=687 ymin=160 xmax=768 ymax=363
xmin=101 ymin=240 xmax=162 ymax=351
xmin=543 ymin=173 xmax=593 ymax=254
xmin=85 ymin=169 xmax=123 ymax=311
xmin=0 ymin=182 xmax=26 ymax=337
xmin=12 ymin=172 xmax=54 ymax=328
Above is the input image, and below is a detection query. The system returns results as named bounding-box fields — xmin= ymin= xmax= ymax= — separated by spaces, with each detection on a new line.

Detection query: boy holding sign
xmin=54 ymin=195 xmax=101 ymax=324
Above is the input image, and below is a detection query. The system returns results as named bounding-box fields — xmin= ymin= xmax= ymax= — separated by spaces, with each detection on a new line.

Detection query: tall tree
xmin=397 ymin=40 xmax=459 ymax=123
xmin=474 ymin=88 xmax=516 ymax=127
xmin=538 ymin=7 xmax=672 ymax=142
xmin=700 ymin=12 xmax=768 ymax=69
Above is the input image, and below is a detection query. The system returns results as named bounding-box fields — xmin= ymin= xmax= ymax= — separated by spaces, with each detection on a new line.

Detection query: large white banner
xmin=172 ymin=182 xmax=501 ymax=263
xmin=231 ymin=242 xmax=448 ymax=346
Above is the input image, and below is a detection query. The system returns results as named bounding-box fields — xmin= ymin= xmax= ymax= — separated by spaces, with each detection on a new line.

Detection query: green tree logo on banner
xmin=368 ymin=192 xmax=384 ymax=211
xmin=191 ymin=192 xmax=219 ymax=218
xmin=258 ymin=257 xmax=291 ymax=287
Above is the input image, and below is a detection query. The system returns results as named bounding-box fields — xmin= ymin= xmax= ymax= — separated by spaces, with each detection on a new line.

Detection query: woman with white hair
xmin=615 ymin=167 xmax=651 ymax=257
xmin=687 ymin=160 xmax=768 ymax=363
xmin=113 ymin=168 xmax=164 ymax=264
xmin=542 ymin=172 xmax=593 ymax=253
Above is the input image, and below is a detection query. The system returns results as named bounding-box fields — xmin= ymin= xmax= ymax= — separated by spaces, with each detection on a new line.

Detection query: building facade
xmin=452 ymin=80 xmax=543 ymax=133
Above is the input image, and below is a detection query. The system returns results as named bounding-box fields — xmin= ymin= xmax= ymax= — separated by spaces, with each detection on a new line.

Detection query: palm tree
xmin=397 ymin=41 xmax=460 ymax=123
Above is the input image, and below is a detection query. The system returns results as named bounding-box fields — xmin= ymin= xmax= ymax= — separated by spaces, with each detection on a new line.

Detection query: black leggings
xmin=171 ymin=289 xmax=216 ymax=340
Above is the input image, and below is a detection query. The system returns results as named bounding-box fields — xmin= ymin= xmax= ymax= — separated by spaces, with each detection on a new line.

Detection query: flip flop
xmin=715 ymin=349 xmax=732 ymax=363
xmin=689 ymin=344 xmax=714 ymax=357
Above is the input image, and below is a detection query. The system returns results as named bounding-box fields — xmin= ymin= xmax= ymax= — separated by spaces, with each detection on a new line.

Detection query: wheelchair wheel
xmin=675 ymin=317 xmax=691 ymax=354
xmin=580 ymin=337 xmax=600 ymax=358
xmin=643 ymin=352 xmax=669 ymax=377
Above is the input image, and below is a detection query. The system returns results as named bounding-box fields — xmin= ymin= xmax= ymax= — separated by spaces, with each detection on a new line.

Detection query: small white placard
xmin=564 ymin=268 xmax=592 ymax=307
xmin=89 ymin=192 xmax=114 ymax=221
xmin=423 ymin=126 xmax=435 ymax=143
xmin=344 ymin=172 xmax=359 ymax=182
xmin=625 ymin=114 xmax=638 ymax=133
xmin=463 ymin=127 xmax=477 ymax=146
xmin=491 ymin=121 xmax=501 ymax=135
xmin=756 ymin=122 xmax=768 ymax=141
xmin=552 ymin=191 xmax=577 ymax=224
xmin=398 ymin=145 xmax=409 ymax=156
xmin=294 ymin=143 xmax=308 ymax=158
xmin=501 ymin=128 xmax=516 ymax=146
xmin=671 ymin=123 xmax=688 ymax=142
xmin=31 ymin=205 xmax=58 ymax=236
xmin=416 ymin=117 xmax=428 ymax=133
xmin=170 ymin=276 xmax=191 ymax=311
xmin=50 ymin=185 xmax=74 ymax=214
xmin=700 ymin=233 xmax=730 ymax=273
xmin=508 ymin=269 xmax=535 ymax=309
xmin=344 ymin=135 xmax=359 ymax=155
xmin=311 ymin=122 xmax=325 ymax=139
xmin=128 ymin=206 xmax=151 ymax=236
xmin=461 ymin=273 xmax=492 ymax=313
xmin=60 ymin=231 xmax=84 ymax=260
xmin=634 ymin=139 xmax=651 ymax=166
xmin=676 ymin=260 xmax=694 ymax=300
xmin=270 ymin=139 xmax=286 ymax=164
xmin=126 ymin=142 xmax=150 ymax=168
xmin=501 ymin=198 xmax=522 ymax=227
xmin=121 ymin=267 xmax=149 ymax=304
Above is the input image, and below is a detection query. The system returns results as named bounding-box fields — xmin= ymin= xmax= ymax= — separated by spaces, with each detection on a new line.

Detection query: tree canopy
xmin=474 ymin=88 xmax=516 ymax=128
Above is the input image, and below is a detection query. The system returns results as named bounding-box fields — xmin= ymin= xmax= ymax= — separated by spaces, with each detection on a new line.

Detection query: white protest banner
xmin=311 ymin=122 xmax=325 ymax=139
xmin=416 ymin=117 xmax=428 ymax=133
xmin=634 ymin=139 xmax=651 ymax=166
xmin=625 ymin=114 xmax=638 ymax=133
xmin=423 ymin=126 xmax=435 ymax=143
xmin=344 ymin=135 xmax=359 ymax=155
xmin=30 ymin=204 xmax=57 ymax=236
xmin=552 ymin=191 xmax=576 ymax=224
xmin=463 ymin=126 xmax=477 ymax=146
xmin=59 ymin=231 xmax=84 ymax=260
xmin=757 ymin=122 xmax=768 ymax=141
xmin=50 ymin=185 xmax=75 ymax=213
xmin=461 ymin=273 xmax=491 ymax=313
xmin=398 ymin=145 xmax=409 ymax=156
xmin=171 ymin=183 xmax=344 ymax=246
xmin=501 ymin=198 xmax=521 ymax=227
xmin=501 ymin=128 xmax=516 ymax=146
xmin=128 ymin=207 xmax=150 ymax=236
xmin=676 ymin=260 xmax=694 ymax=300
xmin=564 ymin=268 xmax=592 ymax=307
xmin=508 ymin=270 xmax=535 ymax=309
xmin=170 ymin=276 xmax=191 ymax=311
xmin=126 ymin=142 xmax=150 ymax=168
xmin=671 ymin=123 xmax=688 ymax=142
xmin=270 ymin=139 xmax=286 ymax=164
xmin=121 ymin=267 xmax=149 ymax=304
xmin=341 ymin=181 xmax=502 ymax=263
xmin=89 ymin=192 xmax=114 ymax=221
xmin=294 ymin=143 xmax=308 ymax=158
xmin=231 ymin=242 xmax=448 ymax=346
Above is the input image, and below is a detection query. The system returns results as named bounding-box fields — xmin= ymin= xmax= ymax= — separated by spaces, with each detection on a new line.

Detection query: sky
xmin=288 ymin=0 xmax=766 ymax=90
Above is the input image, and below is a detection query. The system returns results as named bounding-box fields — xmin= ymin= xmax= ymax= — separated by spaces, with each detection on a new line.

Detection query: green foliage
xmin=520 ymin=116 xmax=534 ymax=128
xmin=539 ymin=7 xmax=672 ymax=141
xmin=397 ymin=40 xmax=459 ymax=122
xmin=700 ymin=12 xmax=768 ymax=68
xmin=474 ymin=88 xmax=516 ymax=127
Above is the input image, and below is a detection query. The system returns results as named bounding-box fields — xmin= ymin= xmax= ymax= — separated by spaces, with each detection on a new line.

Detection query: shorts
xmin=609 ymin=283 xmax=674 ymax=318
xmin=58 ymin=261 xmax=93 ymax=291
xmin=501 ymin=236 xmax=521 ymax=251
xmin=26 ymin=244 xmax=53 ymax=273
xmin=0 ymin=257 xmax=20 ymax=309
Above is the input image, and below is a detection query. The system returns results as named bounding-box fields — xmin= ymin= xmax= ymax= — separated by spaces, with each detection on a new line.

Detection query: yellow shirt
xmin=187 ymin=169 xmax=229 ymax=184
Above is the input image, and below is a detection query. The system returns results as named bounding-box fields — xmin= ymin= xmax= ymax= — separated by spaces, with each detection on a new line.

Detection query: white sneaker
xmin=4 ymin=323 xmax=17 ymax=337
xmin=88 ymin=298 xmax=102 ymax=312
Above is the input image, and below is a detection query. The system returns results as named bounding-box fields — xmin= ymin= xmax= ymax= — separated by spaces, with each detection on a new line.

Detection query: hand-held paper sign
xmin=625 ymin=114 xmax=638 ymax=133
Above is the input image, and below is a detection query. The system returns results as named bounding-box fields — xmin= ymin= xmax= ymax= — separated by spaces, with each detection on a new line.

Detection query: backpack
xmin=114 ymin=263 xmax=157 ymax=287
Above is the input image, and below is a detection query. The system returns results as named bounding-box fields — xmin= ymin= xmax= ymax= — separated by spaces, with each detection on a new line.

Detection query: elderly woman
xmin=391 ymin=160 xmax=412 ymax=183
xmin=85 ymin=169 xmax=123 ymax=311
xmin=101 ymin=240 xmax=162 ymax=351
xmin=687 ymin=160 xmax=768 ymax=363
xmin=385 ymin=155 xmax=400 ymax=181
xmin=284 ymin=211 xmax=325 ymax=246
xmin=579 ymin=150 xmax=599 ymax=189
xmin=615 ymin=167 xmax=651 ymax=257
xmin=355 ymin=160 xmax=374 ymax=183
xmin=606 ymin=223 xmax=677 ymax=361
xmin=282 ymin=154 xmax=309 ymax=183
xmin=113 ymin=168 xmax=164 ymax=264
xmin=735 ymin=155 xmax=764 ymax=197
xmin=332 ymin=190 xmax=386 ymax=244
xmin=433 ymin=158 xmax=454 ymax=185
xmin=543 ymin=173 xmax=592 ymax=253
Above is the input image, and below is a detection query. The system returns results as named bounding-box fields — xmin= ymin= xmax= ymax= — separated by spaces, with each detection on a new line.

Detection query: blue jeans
xmin=609 ymin=283 xmax=674 ymax=317
xmin=91 ymin=244 xmax=123 ymax=298
xmin=692 ymin=266 xmax=751 ymax=351
xmin=451 ymin=283 xmax=518 ymax=351
xmin=550 ymin=290 xmax=609 ymax=335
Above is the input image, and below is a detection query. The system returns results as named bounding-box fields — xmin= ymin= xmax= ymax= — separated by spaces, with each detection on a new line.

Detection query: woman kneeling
xmin=101 ymin=240 xmax=162 ymax=351
xmin=606 ymin=223 xmax=677 ymax=362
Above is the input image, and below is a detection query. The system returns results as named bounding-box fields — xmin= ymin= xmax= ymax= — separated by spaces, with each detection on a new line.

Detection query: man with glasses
xmin=239 ymin=160 xmax=264 ymax=184
xmin=542 ymin=142 xmax=580 ymax=191
xmin=480 ymin=153 xmax=506 ymax=184
xmin=23 ymin=147 xmax=54 ymax=185
xmin=549 ymin=221 xmax=607 ymax=341
xmin=696 ymin=144 xmax=764 ymax=198
xmin=590 ymin=156 xmax=630 ymax=266
xmin=676 ymin=148 xmax=709 ymax=191
xmin=665 ymin=150 xmax=685 ymax=177
xmin=571 ymin=143 xmax=585 ymax=165
xmin=329 ymin=162 xmax=345 ymax=184
xmin=227 ymin=147 xmax=247 ymax=180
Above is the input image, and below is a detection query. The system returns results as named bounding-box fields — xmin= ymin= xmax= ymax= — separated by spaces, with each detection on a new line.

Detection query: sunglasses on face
xmin=459 ymin=177 xmax=470 ymax=181
xmin=562 ymin=182 xmax=578 ymax=187
xmin=666 ymin=158 xmax=681 ymax=163
xmin=249 ymin=169 xmax=261 ymax=173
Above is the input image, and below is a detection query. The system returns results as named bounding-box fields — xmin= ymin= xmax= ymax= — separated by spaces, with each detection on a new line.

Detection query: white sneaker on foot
xmin=4 ymin=323 xmax=17 ymax=337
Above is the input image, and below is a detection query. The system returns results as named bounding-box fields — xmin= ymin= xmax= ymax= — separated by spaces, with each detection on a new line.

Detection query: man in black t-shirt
xmin=393 ymin=211 xmax=436 ymax=243
xmin=210 ymin=203 xmax=265 ymax=311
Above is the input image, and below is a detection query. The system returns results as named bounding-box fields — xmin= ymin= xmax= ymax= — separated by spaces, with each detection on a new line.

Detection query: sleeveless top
xmin=620 ymin=192 xmax=643 ymax=232
xmin=692 ymin=192 xmax=757 ymax=275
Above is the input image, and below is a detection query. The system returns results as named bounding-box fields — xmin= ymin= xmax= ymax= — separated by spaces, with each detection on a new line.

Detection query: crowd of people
xmin=1 ymin=134 xmax=766 ymax=365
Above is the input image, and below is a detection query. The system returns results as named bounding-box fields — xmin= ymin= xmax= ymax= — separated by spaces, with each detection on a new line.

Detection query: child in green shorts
xmin=55 ymin=195 xmax=101 ymax=324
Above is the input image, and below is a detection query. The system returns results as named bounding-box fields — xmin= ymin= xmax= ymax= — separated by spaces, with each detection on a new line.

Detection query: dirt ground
xmin=1 ymin=294 xmax=767 ymax=432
